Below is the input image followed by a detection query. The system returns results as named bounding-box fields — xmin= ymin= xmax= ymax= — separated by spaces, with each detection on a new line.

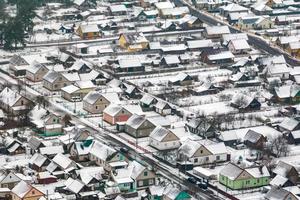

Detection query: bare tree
xmin=266 ymin=135 xmax=290 ymax=157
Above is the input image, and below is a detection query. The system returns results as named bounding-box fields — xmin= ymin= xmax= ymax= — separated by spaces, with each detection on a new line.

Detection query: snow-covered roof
xmin=109 ymin=4 xmax=127 ymax=13
xmin=205 ymin=25 xmax=230 ymax=35
xmin=140 ymin=94 xmax=155 ymax=105
xmin=118 ymin=59 xmax=142 ymax=69
xmin=52 ymin=153 xmax=73 ymax=170
xmin=229 ymin=39 xmax=250 ymax=50
xmin=270 ymin=174 xmax=288 ymax=186
xmin=220 ymin=3 xmax=248 ymax=12
xmin=40 ymin=145 xmax=64 ymax=155
xmin=0 ymin=87 xmax=23 ymax=107
xmin=61 ymin=85 xmax=79 ymax=94
xmin=78 ymin=24 xmax=99 ymax=33
xmin=279 ymin=117 xmax=300 ymax=131
xmin=125 ymin=114 xmax=148 ymax=129
xmin=161 ymin=6 xmax=189 ymax=16
xmin=155 ymin=1 xmax=174 ymax=9
xmin=208 ymin=51 xmax=234 ymax=61
xmin=30 ymin=153 xmax=47 ymax=167
xmin=89 ymin=140 xmax=116 ymax=161
xmin=150 ymin=126 xmax=171 ymax=142
xmin=218 ymin=131 xmax=238 ymax=141
xmin=76 ymin=167 xmax=104 ymax=185
xmin=11 ymin=181 xmax=35 ymax=198
xmin=162 ymin=55 xmax=180 ymax=65
xmin=186 ymin=39 xmax=213 ymax=49
xmin=64 ymin=177 xmax=84 ymax=194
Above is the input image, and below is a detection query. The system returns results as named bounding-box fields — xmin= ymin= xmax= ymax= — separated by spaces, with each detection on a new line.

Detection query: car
xmin=197 ymin=181 xmax=208 ymax=189
xmin=120 ymin=147 xmax=129 ymax=154
xmin=187 ymin=177 xmax=197 ymax=184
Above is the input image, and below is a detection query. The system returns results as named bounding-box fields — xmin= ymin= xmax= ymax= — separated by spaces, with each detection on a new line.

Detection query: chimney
xmin=259 ymin=166 xmax=263 ymax=175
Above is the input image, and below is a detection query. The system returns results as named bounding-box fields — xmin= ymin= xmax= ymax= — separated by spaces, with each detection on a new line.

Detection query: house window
xmin=96 ymin=106 xmax=98 ymax=110
xmin=200 ymin=150 xmax=203 ymax=154
xmin=206 ymin=157 xmax=209 ymax=161
xmin=53 ymin=118 xmax=56 ymax=123
xmin=246 ymin=180 xmax=250 ymax=184
xmin=138 ymin=181 xmax=143 ymax=186
xmin=100 ymin=98 xmax=102 ymax=101
xmin=216 ymin=155 xmax=220 ymax=160
xmin=257 ymin=179 xmax=260 ymax=183
xmin=21 ymin=100 xmax=24 ymax=105
xmin=194 ymin=158 xmax=198 ymax=163
xmin=59 ymin=77 xmax=62 ymax=81
xmin=122 ymin=110 xmax=125 ymax=114
xmin=32 ymin=191 xmax=35 ymax=195
xmin=149 ymin=179 xmax=154 ymax=184
xmin=144 ymin=171 xmax=148 ymax=176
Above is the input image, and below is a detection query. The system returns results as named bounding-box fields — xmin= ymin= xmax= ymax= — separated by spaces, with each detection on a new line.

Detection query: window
xmin=100 ymin=98 xmax=102 ymax=101
xmin=96 ymin=106 xmax=98 ymax=110
xmin=246 ymin=180 xmax=250 ymax=184
xmin=122 ymin=110 xmax=125 ymax=114
xmin=20 ymin=100 xmax=24 ymax=105
xmin=257 ymin=179 xmax=260 ymax=183
xmin=144 ymin=171 xmax=148 ymax=176
xmin=194 ymin=158 xmax=198 ymax=163
xmin=216 ymin=155 xmax=220 ymax=160
xmin=59 ymin=77 xmax=62 ymax=81
xmin=53 ymin=118 xmax=56 ymax=123
xmin=205 ymin=157 xmax=209 ymax=161
xmin=149 ymin=179 xmax=154 ymax=184
xmin=32 ymin=191 xmax=35 ymax=195
xmin=138 ymin=181 xmax=143 ymax=186
xmin=200 ymin=150 xmax=203 ymax=154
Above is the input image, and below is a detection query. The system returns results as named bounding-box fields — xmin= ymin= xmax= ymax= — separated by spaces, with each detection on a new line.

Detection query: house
xmin=75 ymin=167 xmax=105 ymax=190
xmin=57 ymin=52 xmax=76 ymax=67
xmin=26 ymin=61 xmax=49 ymax=82
xmin=140 ymin=94 xmax=157 ymax=111
xmin=69 ymin=59 xmax=92 ymax=74
xmin=163 ymin=185 xmax=191 ymax=200
xmin=237 ymin=16 xmax=274 ymax=30
xmin=185 ymin=118 xmax=215 ymax=138
xmin=77 ymin=24 xmax=100 ymax=39
xmin=115 ymin=58 xmax=145 ymax=73
xmin=63 ymin=177 xmax=85 ymax=196
xmin=179 ymin=15 xmax=203 ymax=29
xmin=43 ymin=71 xmax=80 ymax=91
xmin=111 ymin=168 xmax=135 ymax=193
xmin=278 ymin=117 xmax=300 ymax=133
xmin=29 ymin=153 xmax=50 ymax=172
xmin=265 ymin=186 xmax=299 ymax=200
xmin=0 ymin=172 xmax=30 ymax=189
xmin=288 ymin=130 xmax=300 ymax=144
xmin=204 ymin=25 xmax=230 ymax=39
xmin=222 ymin=33 xmax=248 ymax=46
xmin=170 ymin=72 xmax=193 ymax=86
xmin=11 ymin=181 xmax=44 ymax=200
xmin=149 ymin=126 xmax=181 ymax=150
xmin=103 ymin=104 xmax=143 ymax=125
xmin=72 ymin=80 xmax=95 ymax=97
xmin=193 ymin=82 xmax=224 ymax=95
xmin=89 ymin=140 xmax=125 ymax=170
xmin=218 ymin=131 xmax=239 ymax=147
xmin=219 ymin=3 xmax=249 ymax=17
xmin=37 ymin=172 xmax=57 ymax=185
xmin=83 ymin=91 xmax=120 ymax=114
xmin=276 ymin=36 xmax=299 ymax=49
xmin=72 ymin=43 xmax=89 ymax=54
xmin=46 ymin=153 xmax=77 ymax=175
xmin=251 ymin=3 xmax=272 ymax=15
xmin=27 ymin=136 xmax=46 ymax=153
xmin=154 ymin=101 xmax=172 ymax=116
xmin=228 ymin=39 xmax=251 ymax=54
xmin=155 ymin=1 xmax=175 ymax=14
xmin=160 ymin=6 xmax=189 ymax=19
xmin=201 ymin=49 xmax=235 ymax=65
xmin=178 ymin=140 xmax=228 ymax=166
xmin=3 ymin=137 xmax=25 ymax=155
xmin=0 ymin=87 xmax=32 ymax=115
xmin=272 ymin=161 xmax=299 ymax=185
xmin=70 ymin=139 xmax=94 ymax=162
xmin=109 ymin=5 xmax=127 ymax=15
xmin=40 ymin=145 xmax=64 ymax=158
xmin=130 ymin=161 xmax=156 ymax=189
xmin=136 ymin=10 xmax=159 ymax=20
xmin=270 ymin=174 xmax=294 ymax=188
xmin=265 ymin=63 xmax=290 ymax=79
xmin=219 ymin=162 xmax=270 ymax=190
xmin=160 ymin=56 xmax=180 ymax=68
xmin=119 ymin=33 xmax=149 ymax=52
xmin=243 ymin=129 xmax=267 ymax=149
xmin=148 ymin=185 xmax=164 ymax=200
xmin=124 ymin=114 xmax=156 ymax=138
xmin=275 ymin=85 xmax=300 ymax=103
xmin=61 ymin=85 xmax=81 ymax=101
xmin=230 ymin=94 xmax=261 ymax=111
xmin=186 ymin=39 xmax=213 ymax=51
xmin=287 ymin=42 xmax=300 ymax=58
xmin=29 ymin=106 xmax=63 ymax=137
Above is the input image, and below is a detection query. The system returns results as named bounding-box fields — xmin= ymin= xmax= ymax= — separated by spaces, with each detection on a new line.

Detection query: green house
xmin=219 ymin=162 xmax=270 ymax=190
xmin=163 ymin=186 xmax=191 ymax=200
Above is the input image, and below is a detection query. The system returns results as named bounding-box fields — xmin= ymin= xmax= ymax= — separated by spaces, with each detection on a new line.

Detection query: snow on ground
xmin=185 ymin=101 xmax=238 ymax=116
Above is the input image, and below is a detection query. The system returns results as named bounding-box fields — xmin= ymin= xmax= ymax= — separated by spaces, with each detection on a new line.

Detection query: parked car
xmin=187 ymin=177 xmax=197 ymax=184
xmin=197 ymin=181 xmax=208 ymax=189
